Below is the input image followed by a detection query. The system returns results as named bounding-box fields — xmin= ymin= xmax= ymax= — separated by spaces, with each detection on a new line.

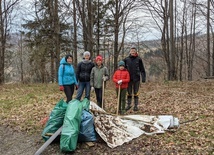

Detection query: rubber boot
xmin=97 ymin=102 xmax=101 ymax=108
xmin=125 ymin=97 xmax=132 ymax=111
xmin=121 ymin=101 xmax=126 ymax=115
xmin=133 ymin=97 xmax=139 ymax=111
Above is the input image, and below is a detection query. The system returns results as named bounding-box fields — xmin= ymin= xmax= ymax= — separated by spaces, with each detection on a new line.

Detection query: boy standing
xmin=113 ymin=61 xmax=130 ymax=115
xmin=90 ymin=55 xmax=109 ymax=107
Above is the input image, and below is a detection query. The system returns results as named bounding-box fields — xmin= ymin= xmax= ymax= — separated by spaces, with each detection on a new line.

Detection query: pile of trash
xmin=36 ymin=99 xmax=179 ymax=154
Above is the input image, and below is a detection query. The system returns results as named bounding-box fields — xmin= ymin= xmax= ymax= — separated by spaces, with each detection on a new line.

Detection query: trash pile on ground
xmin=35 ymin=99 xmax=179 ymax=154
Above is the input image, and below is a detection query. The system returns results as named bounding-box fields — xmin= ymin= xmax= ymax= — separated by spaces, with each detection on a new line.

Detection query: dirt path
xmin=0 ymin=126 xmax=64 ymax=155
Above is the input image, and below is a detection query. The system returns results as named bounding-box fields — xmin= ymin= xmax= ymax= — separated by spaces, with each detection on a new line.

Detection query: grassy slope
xmin=0 ymin=81 xmax=213 ymax=154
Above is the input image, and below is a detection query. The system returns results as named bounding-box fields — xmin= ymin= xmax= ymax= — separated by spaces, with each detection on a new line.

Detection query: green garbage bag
xmin=60 ymin=99 xmax=83 ymax=152
xmin=42 ymin=99 xmax=67 ymax=141
xmin=81 ymin=98 xmax=90 ymax=111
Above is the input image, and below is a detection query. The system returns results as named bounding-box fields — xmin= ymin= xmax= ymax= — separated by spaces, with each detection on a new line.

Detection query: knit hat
xmin=118 ymin=60 xmax=125 ymax=67
xmin=96 ymin=55 xmax=103 ymax=62
xmin=83 ymin=51 xmax=90 ymax=57
xmin=131 ymin=46 xmax=137 ymax=50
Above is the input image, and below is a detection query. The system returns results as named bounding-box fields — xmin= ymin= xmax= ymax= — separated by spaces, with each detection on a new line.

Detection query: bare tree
xmin=0 ymin=0 xmax=20 ymax=84
xmin=207 ymin=0 xmax=210 ymax=76
xmin=73 ymin=0 xmax=78 ymax=68
xmin=76 ymin=0 xmax=95 ymax=57
xmin=107 ymin=0 xmax=136 ymax=71
xmin=144 ymin=0 xmax=173 ymax=80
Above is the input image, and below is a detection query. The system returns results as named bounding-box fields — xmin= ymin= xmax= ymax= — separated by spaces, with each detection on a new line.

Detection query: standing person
xmin=90 ymin=55 xmax=109 ymax=107
xmin=113 ymin=61 xmax=130 ymax=115
xmin=123 ymin=47 xmax=146 ymax=111
xmin=58 ymin=54 xmax=78 ymax=103
xmin=76 ymin=51 xmax=94 ymax=100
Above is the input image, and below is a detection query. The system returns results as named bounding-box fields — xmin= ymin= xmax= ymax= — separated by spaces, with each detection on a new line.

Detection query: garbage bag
xmin=42 ymin=99 xmax=67 ymax=141
xmin=81 ymin=98 xmax=90 ymax=111
xmin=78 ymin=110 xmax=97 ymax=142
xmin=60 ymin=99 xmax=83 ymax=152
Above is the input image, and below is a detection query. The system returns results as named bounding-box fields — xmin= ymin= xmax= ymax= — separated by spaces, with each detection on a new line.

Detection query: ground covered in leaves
xmin=0 ymin=80 xmax=213 ymax=155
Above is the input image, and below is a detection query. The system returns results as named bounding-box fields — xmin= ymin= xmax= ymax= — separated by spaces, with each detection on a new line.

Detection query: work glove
xmin=59 ymin=86 xmax=64 ymax=91
xmin=75 ymin=85 xmax=78 ymax=90
xmin=91 ymin=87 xmax=94 ymax=92
xmin=117 ymin=80 xmax=122 ymax=85
xmin=102 ymin=76 xmax=108 ymax=81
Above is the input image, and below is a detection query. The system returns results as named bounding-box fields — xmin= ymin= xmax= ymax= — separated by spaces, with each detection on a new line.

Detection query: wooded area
xmin=0 ymin=0 xmax=213 ymax=84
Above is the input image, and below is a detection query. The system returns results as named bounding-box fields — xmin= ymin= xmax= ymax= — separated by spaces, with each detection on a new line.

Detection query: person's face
xmin=130 ymin=49 xmax=137 ymax=56
xmin=67 ymin=56 xmax=72 ymax=64
xmin=84 ymin=55 xmax=90 ymax=60
xmin=96 ymin=60 xmax=102 ymax=66
xmin=119 ymin=66 xmax=124 ymax=70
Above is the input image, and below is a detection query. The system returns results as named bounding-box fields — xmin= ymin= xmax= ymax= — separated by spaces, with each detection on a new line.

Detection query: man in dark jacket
xmin=123 ymin=47 xmax=146 ymax=111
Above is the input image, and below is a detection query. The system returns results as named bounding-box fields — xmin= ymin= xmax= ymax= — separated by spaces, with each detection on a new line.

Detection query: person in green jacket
xmin=90 ymin=55 xmax=109 ymax=107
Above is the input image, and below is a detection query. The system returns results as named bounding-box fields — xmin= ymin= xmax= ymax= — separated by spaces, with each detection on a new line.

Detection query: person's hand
xmin=102 ymin=76 xmax=108 ymax=81
xmin=91 ymin=87 xmax=94 ymax=92
xmin=117 ymin=80 xmax=122 ymax=85
xmin=75 ymin=85 xmax=78 ymax=90
xmin=59 ymin=86 xmax=64 ymax=91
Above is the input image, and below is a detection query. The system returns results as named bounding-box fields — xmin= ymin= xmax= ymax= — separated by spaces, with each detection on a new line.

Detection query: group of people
xmin=58 ymin=47 xmax=146 ymax=114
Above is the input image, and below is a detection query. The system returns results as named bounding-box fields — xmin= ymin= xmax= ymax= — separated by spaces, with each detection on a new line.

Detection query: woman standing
xmin=58 ymin=54 xmax=78 ymax=103
xmin=76 ymin=51 xmax=94 ymax=100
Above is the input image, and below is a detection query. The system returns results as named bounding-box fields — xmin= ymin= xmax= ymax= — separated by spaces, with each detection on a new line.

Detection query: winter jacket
xmin=76 ymin=60 xmax=94 ymax=82
xmin=90 ymin=64 xmax=109 ymax=88
xmin=123 ymin=55 xmax=146 ymax=82
xmin=58 ymin=57 xmax=78 ymax=86
xmin=113 ymin=68 xmax=130 ymax=89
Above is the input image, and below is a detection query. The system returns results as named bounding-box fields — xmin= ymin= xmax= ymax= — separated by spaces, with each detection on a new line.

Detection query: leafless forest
xmin=0 ymin=0 xmax=213 ymax=84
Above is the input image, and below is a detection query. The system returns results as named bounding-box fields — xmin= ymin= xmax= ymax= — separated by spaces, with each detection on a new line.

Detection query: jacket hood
xmin=60 ymin=57 xmax=69 ymax=65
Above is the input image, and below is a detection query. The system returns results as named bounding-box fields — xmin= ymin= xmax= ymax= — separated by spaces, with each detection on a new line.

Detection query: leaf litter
xmin=0 ymin=81 xmax=213 ymax=154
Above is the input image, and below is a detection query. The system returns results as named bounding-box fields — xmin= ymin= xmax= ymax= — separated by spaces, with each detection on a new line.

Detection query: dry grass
xmin=0 ymin=80 xmax=213 ymax=154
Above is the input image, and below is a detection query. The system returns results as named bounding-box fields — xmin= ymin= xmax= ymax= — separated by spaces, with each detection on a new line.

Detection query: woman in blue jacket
xmin=58 ymin=54 xmax=78 ymax=103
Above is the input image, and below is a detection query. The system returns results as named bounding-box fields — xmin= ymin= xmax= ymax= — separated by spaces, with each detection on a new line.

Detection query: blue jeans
xmin=76 ymin=81 xmax=91 ymax=100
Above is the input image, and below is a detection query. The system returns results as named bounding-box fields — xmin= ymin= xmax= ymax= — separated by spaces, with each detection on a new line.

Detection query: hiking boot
xmin=133 ymin=105 xmax=139 ymax=111
xmin=125 ymin=105 xmax=132 ymax=111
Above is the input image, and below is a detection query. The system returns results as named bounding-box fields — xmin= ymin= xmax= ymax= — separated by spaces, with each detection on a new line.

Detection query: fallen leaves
xmin=0 ymin=80 xmax=214 ymax=154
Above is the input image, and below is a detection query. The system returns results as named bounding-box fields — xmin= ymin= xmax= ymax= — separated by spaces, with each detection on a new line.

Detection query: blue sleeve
xmin=73 ymin=70 xmax=78 ymax=85
xmin=58 ymin=65 xmax=63 ymax=85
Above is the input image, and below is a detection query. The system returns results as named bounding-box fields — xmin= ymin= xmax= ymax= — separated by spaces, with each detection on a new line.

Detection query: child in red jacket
xmin=113 ymin=61 xmax=130 ymax=115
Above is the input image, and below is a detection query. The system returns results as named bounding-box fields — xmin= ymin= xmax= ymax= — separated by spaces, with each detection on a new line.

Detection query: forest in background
xmin=0 ymin=0 xmax=214 ymax=84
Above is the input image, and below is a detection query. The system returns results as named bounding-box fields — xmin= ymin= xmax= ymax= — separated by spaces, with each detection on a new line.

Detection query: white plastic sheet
xmin=89 ymin=101 xmax=179 ymax=148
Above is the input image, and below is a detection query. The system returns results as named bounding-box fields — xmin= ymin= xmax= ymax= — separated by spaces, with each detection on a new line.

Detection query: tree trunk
xmin=0 ymin=2 xmax=6 ymax=84
xmin=54 ymin=0 xmax=60 ymax=82
xmin=169 ymin=0 xmax=176 ymax=80
xmin=207 ymin=0 xmax=210 ymax=76
xmin=73 ymin=0 xmax=78 ymax=68
xmin=87 ymin=0 xmax=94 ymax=57
xmin=113 ymin=0 xmax=119 ymax=71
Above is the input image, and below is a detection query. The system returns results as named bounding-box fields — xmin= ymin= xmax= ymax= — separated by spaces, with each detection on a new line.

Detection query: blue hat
xmin=118 ymin=61 xmax=125 ymax=67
